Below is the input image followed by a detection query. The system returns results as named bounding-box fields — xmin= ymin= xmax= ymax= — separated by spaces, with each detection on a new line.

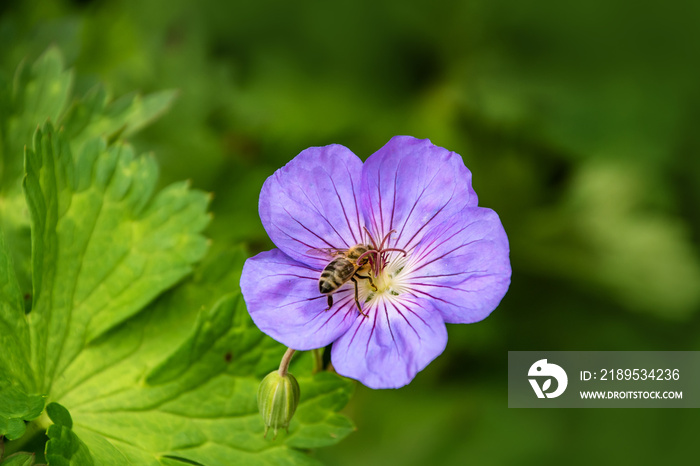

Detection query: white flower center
xmin=358 ymin=252 xmax=411 ymax=305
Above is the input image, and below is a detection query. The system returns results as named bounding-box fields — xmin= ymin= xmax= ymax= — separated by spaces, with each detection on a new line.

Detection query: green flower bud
xmin=257 ymin=370 xmax=300 ymax=439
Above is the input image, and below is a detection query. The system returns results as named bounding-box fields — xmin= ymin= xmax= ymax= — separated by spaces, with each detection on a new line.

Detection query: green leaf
xmin=15 ymin=123 xmax=353 ymax=463
xmin=2 ymin=47 xmax=176 ymax=186
xmin=0 ymin=229 xmax=43 ymax=441
xmin=0 ymin=47 xmax=73 ymax=300
xmin=0 ymin=376 xmax=45 ymax=441
xmin=60 ymin=86 xmax=178 ymax=157
xmin=3 ymin=47 xmax=73 ymax=184
xmin=0 ymin=190 xmax=33 ymax=303
xmin=45 ymin=403 xmax=71 ymax=429
xmin=0 ymin=229 xmax=33 ymax=390
xmin=0 ymin=452 xmax=36 ymax=466
xmin=23 ymin=122 xmax=210 ymax=394
xmin=49 ymin=261 xmax=354 ymax=464
xmin=45 ymin=403 xmax=94 ymax=466
xmin=288 ymin=372 xmax=355 ymax=450
xmin=1 ymin=48 xmax=354 ymax=464
xmin=0 ymin=48 xmax=180 ymax=309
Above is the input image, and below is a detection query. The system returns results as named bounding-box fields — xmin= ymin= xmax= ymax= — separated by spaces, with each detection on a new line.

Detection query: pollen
xmin=359 ymin=253 xmax=411 ymax=305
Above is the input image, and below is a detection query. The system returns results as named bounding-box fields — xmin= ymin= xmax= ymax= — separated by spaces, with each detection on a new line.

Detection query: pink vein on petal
xmin=394 ymin=167 xmax=443 ymax=246
xmin=282 ymin=208 xmax=336 ymax=248
xmin=411 ymin=238 xmax=485 ymax=276
xmin=328 ymin=171 xmax=359 ymax=245
xmin=270 ymin=294 xmax=325 ymax=310
xmin=389 ymin=169 xmax=399 ymax=238
xmin=392 ymin=297 xmax=429 ymax=332
xmin=365 ymin=308 xmax=379 ymax=357
xmin=346 ymin=162 xmax=364 ymax=244
xmin=377 ymin=169 xmax=384 ymax=234
xmin=270 ymin=220 xmax=323 ymax=253
xmin=410 ymin=219 xmax=478 ymax=264
xmin=383 ymin=301 xmax=400 ymax=354
xmin=295 ymin=179 xmax=350 ymax=248
xmin=364 ymin=177 xmax=381 ymax=238
xmin=401 ymin=201 xmax=450 ymax=251
xmin=305 ymin=293 xmax=356 ymax=332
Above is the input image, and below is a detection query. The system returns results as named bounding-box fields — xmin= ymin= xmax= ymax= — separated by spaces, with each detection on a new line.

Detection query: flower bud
xmin=257 ymin=370 xmax=300 ymax=439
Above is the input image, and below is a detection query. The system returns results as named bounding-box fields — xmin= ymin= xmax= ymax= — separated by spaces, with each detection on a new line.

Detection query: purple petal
xmin=359 ymin=136 xmax=478 ymax=252
xmin=330 ymin=297 xmax=448 ymax=389
xmin=259 ymin=144 xmax=364 ymax=268
xmin=241 ymin=249 xmax=360 ymax=350
xmin=405 ymin=207 xmax=511 ymax=324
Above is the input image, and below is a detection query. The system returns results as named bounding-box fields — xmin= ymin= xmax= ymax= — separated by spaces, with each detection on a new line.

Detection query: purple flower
xmin=241 ymin=136 xmax=511 ymax=389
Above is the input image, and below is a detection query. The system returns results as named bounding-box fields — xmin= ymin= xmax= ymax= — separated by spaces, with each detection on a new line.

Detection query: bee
xmin=312 ymin=245 xmax=378 ymax=317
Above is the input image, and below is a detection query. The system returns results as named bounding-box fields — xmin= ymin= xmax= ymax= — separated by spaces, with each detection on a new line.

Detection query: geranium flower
xmin=241 ymin=136 xmax=511 ymax=389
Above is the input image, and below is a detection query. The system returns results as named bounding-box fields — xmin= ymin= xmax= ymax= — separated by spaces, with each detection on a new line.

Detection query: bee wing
xmin=306 ymin=247 xmax=346 ymax=259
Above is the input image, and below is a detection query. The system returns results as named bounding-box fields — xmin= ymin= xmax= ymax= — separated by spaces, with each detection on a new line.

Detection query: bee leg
xmin=351 ymin=277 xmax=369 ymax=318
xmin=355 ymin=273 xmax=377 ymax=291
xmin=325 ymin=294 xmax=333 ymax=311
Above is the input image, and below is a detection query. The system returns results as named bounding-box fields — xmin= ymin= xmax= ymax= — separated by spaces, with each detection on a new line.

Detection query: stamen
xmin=380 ymin=248 xmax=407 ymax=256
xmin=362 ymin=226 xmax=378 ymax=248
xmin=378 ymin=229 xmax=397 ymax=250
xmin=359 ymin=227 xmax=408 ymax=276
xmin=356 ymin=249 xmax=378 ymax=265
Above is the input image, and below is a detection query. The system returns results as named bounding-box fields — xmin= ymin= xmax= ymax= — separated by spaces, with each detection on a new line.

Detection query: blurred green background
xmin=2 ymin=0 xmax=699 ymax=464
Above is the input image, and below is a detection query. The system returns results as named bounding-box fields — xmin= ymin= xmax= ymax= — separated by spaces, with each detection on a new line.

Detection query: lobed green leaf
xmin=45 ymin=402 xmax=94 ymax=465
xmin=60 ymin=86 xmax=177 ymax=158
xmin=23 ymin=123 xmax=210 ymax=394
xmin=0 ymin=452 xmax=36 ymax=466
xmin=0 ymin=376 xmax=45 ymax=441
xmin=0 ymin=48 xmax=180 ymax=305
xmin=3 ymin=47 xmax=73 ymax=185
xmin=0 ymin=48 xmax=355 ymax=465
xmin=0 ymin=230 xmax=33 ymax=391
xmin=22 ymin=204 xmax=354 ymax=464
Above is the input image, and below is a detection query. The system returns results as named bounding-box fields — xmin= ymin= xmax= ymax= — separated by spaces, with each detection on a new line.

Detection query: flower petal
xmin=405 ymin=207 xmax=511 ymax=324
xmin=241 ymin=248 xmax=360 ymax=350
xmin=360 ymin=136 xmax=478 ymax=251
xmin=330 ymin=297 xmax=448 ymax=389
xmin=259 ymin=144 xmax=365 ymax=268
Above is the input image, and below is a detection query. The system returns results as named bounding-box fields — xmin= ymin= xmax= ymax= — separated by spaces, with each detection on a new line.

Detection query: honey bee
xmin=312 ymin=245 xmax=378 ymax=317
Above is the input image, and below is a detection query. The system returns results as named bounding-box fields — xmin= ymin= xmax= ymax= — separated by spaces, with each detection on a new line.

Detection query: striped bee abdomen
xmin=319 ymin=258 xmax=356 ymax=294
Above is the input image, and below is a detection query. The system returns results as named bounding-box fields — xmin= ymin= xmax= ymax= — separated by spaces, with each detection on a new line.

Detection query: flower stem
xmin=278 ymin=347 xmax=296 ymax=377
xmin=311 ymin=348 xmax=323 ymax=374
